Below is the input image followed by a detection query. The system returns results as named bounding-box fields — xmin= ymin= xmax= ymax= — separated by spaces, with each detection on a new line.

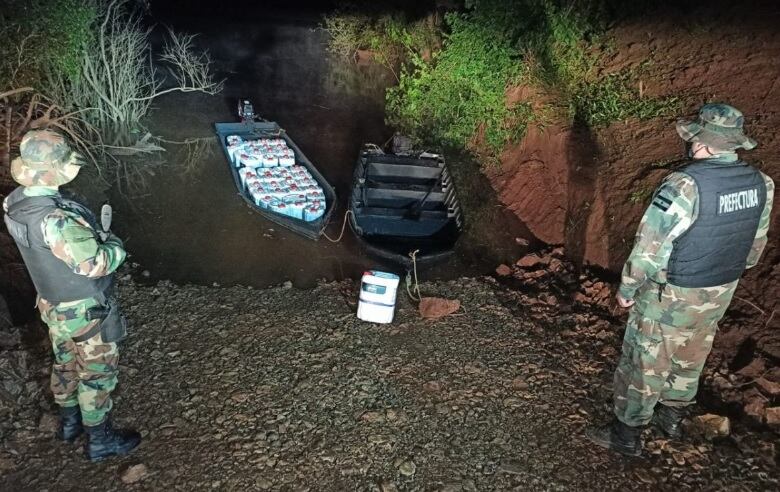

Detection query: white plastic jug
xmin=357 ymin=271 xmax=400 ymax=324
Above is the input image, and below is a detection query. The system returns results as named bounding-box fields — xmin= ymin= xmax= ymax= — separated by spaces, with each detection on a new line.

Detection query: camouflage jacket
xmin=2 ymin=186 xmax=126 ymax=306
xmin=619 ymin=153 xmax=774 ymax=326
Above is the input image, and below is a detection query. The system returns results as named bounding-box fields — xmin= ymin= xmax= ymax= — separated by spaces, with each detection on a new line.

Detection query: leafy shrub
xmin=331 ymin=0 xmax=681 ymax=163
xmin=322 ymin=9 xmax=440 ymax=76
xmin=386 ymin=8 xmax=529 ymax=157
xmin=322 ymin=12 xmax=371 ymax=58
xmin=573 ymin=70 xmax=681 ymax=125
xmin=0 ymin=0 xmax=98 ymax=89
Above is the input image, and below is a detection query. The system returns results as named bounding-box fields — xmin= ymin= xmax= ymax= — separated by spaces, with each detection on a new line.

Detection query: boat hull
xmin=215 ymin=121 xmax=336 ymax=240
xmin=349 ymin=148 xmax=463 ymax=270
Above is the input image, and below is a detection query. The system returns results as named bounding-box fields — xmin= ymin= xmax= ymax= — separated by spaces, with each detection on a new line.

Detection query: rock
xmin=121 ymin=464 xmax=149 ymax=484
xmin=766 ymin=407 xmax=780 ymax=427
xmin=379 ymin=481 xmax=399 ymax=492
xmin=495 ymin=264 xmax=512 ymax=276
xmin=514 ymin=237 xmax=530 ymax=247
xmin=360 ymin=411 xmax=385 ymax=423
xmin=744 ymin=396 xmax=766 ymax=422
xmin=282 ymin=281 xmax=293 ymax=289
xmin=671 ymin=452 xmax=686 ymax=466
xmin=548 ymin=258 xmax=564 ymax=272
xmin=573 ymin=292 xmax=589 ymax=304
xmin=512 ymin=377 xmax=529 ymax=391
xmin=439 ymin=480 xmax=477 ymax=492
xmin=0 ymin=455 xmax=16 ymax=473
xmin=37 ymin=413 xmax=59 ymax=434
xmin=461 ymin=480 xmax=477 ymax=492
xmin=755 ymin=377 xmax=780 ymax=396
xmin=516 ymin=254 xmax=542 ymax=268
xmin=690 ymin=414 xmax=730 ymax=440
xmin=523 ymin=270 xmax=546 ymax=280
xmin=711 ymin=375 xmax=732 ymax=391
xmin=419 ymin=297 xmax=461 ymax=319
xmin=398 ymin=460 xmax=416 ymax=477
xmin=423 ymin=381 xmax=441 ymax=393
xmin=498 ymin=460 xmax=523 ymax=475
xmin=634 ymin=468 xmax=656 ymax=484
xmin=141 ymin=270 xmax=150 ymax=278
xmin=231 ymin=392 xmax=249 ymax=403
xmin=737 ymin=358 xmax=766 ymax=379
xmin=255 ymin=477 xmax=273 ymax=490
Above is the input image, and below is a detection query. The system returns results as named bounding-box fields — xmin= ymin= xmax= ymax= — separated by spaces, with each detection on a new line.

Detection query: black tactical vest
xmin=3 ymin=187 xmax=113 ymax=303
xmin=667 ymin=160 xmax=767 ymax=288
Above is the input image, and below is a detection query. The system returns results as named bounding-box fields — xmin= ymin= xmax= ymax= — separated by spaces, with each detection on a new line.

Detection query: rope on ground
xmin=405 ymin=249 xmax=422 ymax=302
xmin=322 ymin=210 xmax=354 ymax=243
xmin=733 ymin=296 xmax=767 ymax=316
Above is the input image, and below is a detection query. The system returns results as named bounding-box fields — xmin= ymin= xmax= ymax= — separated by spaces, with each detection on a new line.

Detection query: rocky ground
xmin=1 ymin=256 xmax=779 ymax=491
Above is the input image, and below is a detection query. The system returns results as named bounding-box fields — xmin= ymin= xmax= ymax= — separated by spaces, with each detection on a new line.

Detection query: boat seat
xmin=353 ymin=207 xmax=451 ymax=237
xmin=365 ymin=162 xmax=444 ymax=184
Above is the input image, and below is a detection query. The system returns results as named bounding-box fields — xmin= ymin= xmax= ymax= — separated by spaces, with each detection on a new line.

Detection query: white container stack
xmin=228 ymin=135 xmax=326 ymax=222
xmin=356 ymin=271 xmax=400 ymax=324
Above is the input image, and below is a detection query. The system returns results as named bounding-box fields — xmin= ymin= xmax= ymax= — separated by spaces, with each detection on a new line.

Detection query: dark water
xmin=101 ymin=8 xmax=529 ymax=288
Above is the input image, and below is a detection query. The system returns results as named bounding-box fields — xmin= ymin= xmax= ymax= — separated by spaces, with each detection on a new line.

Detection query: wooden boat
xmin=215 ymin=119 xmax=336 ymax=240
xmin=348 ymin=145 xmax=464 ymax=269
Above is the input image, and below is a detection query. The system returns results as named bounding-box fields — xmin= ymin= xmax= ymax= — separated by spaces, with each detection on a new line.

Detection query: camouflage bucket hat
xmin=10 ymin=129 xmax=83 ymax=187
xmin=676 ymin=103 xmax=757 ymax=151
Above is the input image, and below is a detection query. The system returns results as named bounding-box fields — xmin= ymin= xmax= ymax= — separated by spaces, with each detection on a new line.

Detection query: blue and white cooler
xmin=357 ymin=271 xmax=400 ymax=324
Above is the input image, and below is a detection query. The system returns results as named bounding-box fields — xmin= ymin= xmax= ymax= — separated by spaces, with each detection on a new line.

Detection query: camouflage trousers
xmin=612 ymin=309 xmax=718 ymax=427
xmin=39 ymin=297 xmax=118 ymax=426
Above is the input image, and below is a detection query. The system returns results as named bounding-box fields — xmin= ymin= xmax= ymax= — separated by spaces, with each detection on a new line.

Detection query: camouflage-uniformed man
xmin=2 ymin=130 xmax=141 ymax=461
xmin=587 ymin=104 xmax=775 ymax=456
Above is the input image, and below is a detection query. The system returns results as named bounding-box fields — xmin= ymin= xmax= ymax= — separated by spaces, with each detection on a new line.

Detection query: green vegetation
xmin=322 ymin=10 xmax=439 ymax=75
xmin=629 ymin=188 xmax=652 ymax=204
xmin=573 ymin=70 xmax=680 ymax=126
xmin=2 ymin=0 xmax=221 ymax=190
xmin=386 ymin=9 xmax=530 ymax=155
xmin=1 ymin=0 xmax=98 ymax=89
xmin=324 ymin=0 xmax=680 ymax=164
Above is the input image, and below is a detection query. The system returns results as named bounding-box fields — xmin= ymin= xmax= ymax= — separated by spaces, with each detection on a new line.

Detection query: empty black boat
xmin=348 ymin=145 xmax=464 ymax=269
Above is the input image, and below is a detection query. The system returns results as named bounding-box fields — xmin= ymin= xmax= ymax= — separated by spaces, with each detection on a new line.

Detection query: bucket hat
xmin=10 ymin=129 xmax=83 ymax=187
xmin=676 ymin=103 xmax=756 ymax=151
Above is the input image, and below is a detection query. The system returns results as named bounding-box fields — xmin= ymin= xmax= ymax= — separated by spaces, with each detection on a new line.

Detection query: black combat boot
xmin=586 ymin=418 xmax=643 ymax=457
xmin=84 ymin=418 xmax=141 ymax=462
xmin=56 ymin=405 xmax=83 ymax=443
xmin=652 ymin=404 xmax=686 ymax=439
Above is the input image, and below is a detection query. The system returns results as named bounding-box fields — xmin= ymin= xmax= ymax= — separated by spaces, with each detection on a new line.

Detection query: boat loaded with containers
xmin=215 ymin=100 xmax=336 ymax=240
xmin=348 ymin=140 xmax=464 ymax=269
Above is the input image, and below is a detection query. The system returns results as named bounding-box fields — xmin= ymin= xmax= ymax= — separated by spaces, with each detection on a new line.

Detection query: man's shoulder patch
xmin=651 ymin=184 xmax=676 ymax=212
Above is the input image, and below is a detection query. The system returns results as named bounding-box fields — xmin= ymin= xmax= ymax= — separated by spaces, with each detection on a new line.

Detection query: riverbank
xmin=1 ymin=270 xmax=778 ymax=490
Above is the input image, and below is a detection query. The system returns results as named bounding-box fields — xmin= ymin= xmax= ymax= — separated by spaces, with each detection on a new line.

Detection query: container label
xmin=362 ymin=283 xmax=387 ymax=295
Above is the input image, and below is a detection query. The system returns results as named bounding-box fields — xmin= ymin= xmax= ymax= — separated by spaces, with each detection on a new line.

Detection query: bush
xmin=323 ymin=9 xmax=440 ymax=76
xmin=0 ymin=0 xmax=98 ymax=90
xmin=386 ymin=10 xmax=529 ymax=155
xmin=329 ymin=0 xmax=682 ymax=163
xmin=573 ymin=70 xmax=681 ymax=126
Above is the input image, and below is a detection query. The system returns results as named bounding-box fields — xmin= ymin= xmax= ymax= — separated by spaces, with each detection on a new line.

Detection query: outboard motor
xmin=238 ymin=99 xmax=255 ymax=123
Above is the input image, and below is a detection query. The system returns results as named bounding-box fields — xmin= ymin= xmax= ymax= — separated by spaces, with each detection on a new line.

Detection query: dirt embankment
xmin=487 ymin=2 xmax=780 ymax=379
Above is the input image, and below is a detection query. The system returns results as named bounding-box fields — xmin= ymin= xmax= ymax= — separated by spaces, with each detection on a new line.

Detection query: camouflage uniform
xmin=614 ymin=154 xmax=775 ymax=427
xmin=3 ymin=130 xmax=126 ymax=427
